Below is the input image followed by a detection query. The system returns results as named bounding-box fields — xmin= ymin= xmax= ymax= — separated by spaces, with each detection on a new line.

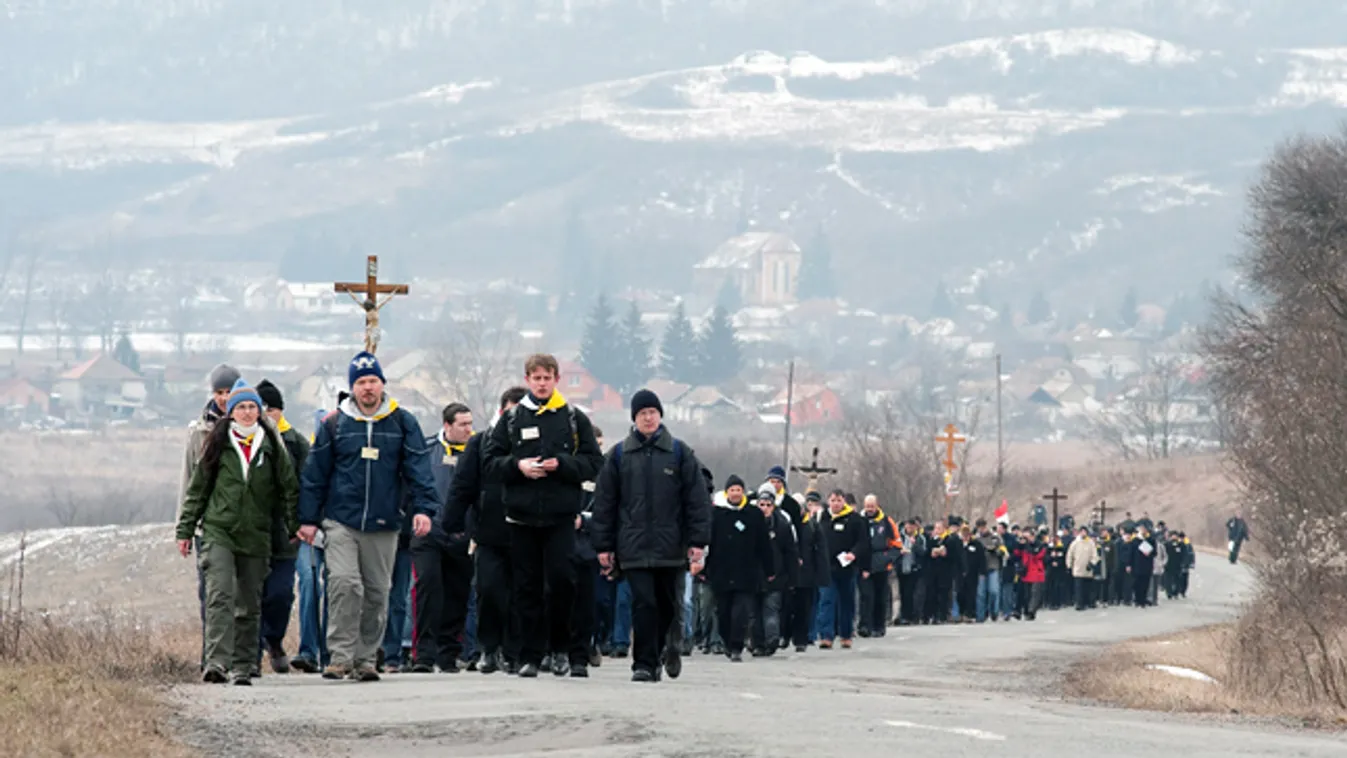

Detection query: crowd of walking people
xmin=174 ymin=351 xmax=1200 ymax=685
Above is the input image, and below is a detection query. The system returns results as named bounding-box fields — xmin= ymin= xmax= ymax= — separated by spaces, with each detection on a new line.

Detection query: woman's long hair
xmin=199 ymin=413 xmax=283 ymax=483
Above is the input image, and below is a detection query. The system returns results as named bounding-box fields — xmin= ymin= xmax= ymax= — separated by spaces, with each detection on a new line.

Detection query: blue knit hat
xmin=348 ymin=351 xmax=385 ymax=388
xmin=225 ymin=378 xmax=263 ymax=416
xmin=767 ymin=465 xmax=787 ymax=482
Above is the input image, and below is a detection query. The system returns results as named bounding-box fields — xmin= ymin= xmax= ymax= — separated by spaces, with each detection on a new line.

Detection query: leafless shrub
xmin=1201 ymin=125 xmax=1347 ymax=710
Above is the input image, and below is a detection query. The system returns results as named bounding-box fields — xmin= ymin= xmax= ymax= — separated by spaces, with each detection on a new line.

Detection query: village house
xmin=764 ymin=383 xmax=843 ymax=427
xmin=53 ymin=354 xmax=147 ymax=419
xmin=0 ymin=376 xmax=51 ymax=419
xmin=667 ymin=386 xmax=746 ymax=426
xmin=557 ymin=360 xmax=625 ymax=415
xmin=693 ymin=232 xmax=802 ymax=307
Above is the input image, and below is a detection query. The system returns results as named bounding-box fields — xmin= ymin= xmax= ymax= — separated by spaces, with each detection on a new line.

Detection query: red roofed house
xmin=766 ymin=384 xmax=843 ymax=427
xmin=557 ymin=360 xmax=625 ymax=414
xmin=0 ymin=377 xmax=50 ymax=418
xmin=54 ymin=354 xmax=147 ymax=419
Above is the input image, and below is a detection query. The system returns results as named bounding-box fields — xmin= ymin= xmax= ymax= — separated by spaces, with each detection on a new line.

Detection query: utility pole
xmin=782 ymin=360 xmax=795 ymax=473
xmin=996 ymin=353 xmax=1004 ymax=485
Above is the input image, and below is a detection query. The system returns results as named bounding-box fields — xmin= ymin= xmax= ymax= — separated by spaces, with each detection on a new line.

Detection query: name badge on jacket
xmin=361 ymin=447 xmax=380 ymax=460
xmin=834 ymin=523 xmax=845 ymax=531
xmin=520 ymin=426 xmax=540 ymax=440
xmin=443 ymin=454 xmax=456 ymax=466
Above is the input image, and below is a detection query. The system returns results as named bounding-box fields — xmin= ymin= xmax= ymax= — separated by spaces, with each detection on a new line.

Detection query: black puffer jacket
xmin=589 ymin=427 xmax=712 ymax=570
xmin=443 ymin=432 xmax=509 ymax=548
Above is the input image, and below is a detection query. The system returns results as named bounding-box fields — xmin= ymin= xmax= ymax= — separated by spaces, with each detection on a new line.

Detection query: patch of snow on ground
xmin=1146 ymin=664 xmax=1219 ymax=684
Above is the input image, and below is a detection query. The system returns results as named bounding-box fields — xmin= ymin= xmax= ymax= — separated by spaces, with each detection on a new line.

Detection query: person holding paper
xmin=816 ymin=490 xmax=868 ymax=649
xmin=1130 ymin=527 xmax=1158 ymax=607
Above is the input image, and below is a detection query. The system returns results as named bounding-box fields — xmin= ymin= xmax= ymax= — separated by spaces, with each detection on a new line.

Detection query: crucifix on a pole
xmin=333 ymin=255 xmax=409 ymax=354
xmin=1043 ymin=488 xmax=1068 ymax=533
xmin=1093 ymin=499 xmax=1113 ymax=531
xmin=935 ymin=424 xmax=966 ymax=501
xmin=791 ymin=446 xmax=837 ymax=492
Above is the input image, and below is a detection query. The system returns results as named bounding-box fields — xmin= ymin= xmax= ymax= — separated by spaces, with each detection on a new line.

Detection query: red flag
xmin=994 ymin=500 xmax=1010 ymax=525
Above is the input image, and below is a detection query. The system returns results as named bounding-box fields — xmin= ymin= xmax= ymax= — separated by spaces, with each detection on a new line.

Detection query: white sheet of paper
xmin=1138 ymin=541 xmax=1154 ymax=556
xmin=837 ymin=552 xmax=854 ymax=567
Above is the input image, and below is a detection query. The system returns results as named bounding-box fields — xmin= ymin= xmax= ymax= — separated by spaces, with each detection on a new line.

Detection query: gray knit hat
xmin=209 ymin=364 xmax=241 ymax=392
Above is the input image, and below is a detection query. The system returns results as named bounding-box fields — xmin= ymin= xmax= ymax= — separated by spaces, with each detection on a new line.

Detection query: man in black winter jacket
xmin=791 ymin=492 xmax=830 ymax=651
xmin=750 ymin=485 xmax=798 ymax=657
xmin=591 ymin=390 xmax=712 ymax=683
xmin=706 ymin=476 xmax=774 ymax=662
xmin=818 ymin=490 xmax=868 ymax=649
xmin=444 ymin=386 xmax=527 ymax=675
xmin=409 ymin=402 xmax=476 ymax=674
xmin=482 ymin=356 xmax=604 ymax=678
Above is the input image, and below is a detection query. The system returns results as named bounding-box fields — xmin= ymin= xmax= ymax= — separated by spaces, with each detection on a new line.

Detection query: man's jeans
xmin=976 ymin=569 xmax=1001 ymax=622
xmin=295 ymin=542 xmax=329 ymax=667
xmin=816 ymin=572 xmax=858 ymax=641
xmin=382 ymin=548 xmax=413 ymax=667
xmin=681 ymin=570 xmax=694 ymax=643
xmin=611 ymin=578 xmax=632 ymax=648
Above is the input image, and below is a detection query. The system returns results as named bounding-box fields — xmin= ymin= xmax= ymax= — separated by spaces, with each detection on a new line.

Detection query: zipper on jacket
xmin=362 ymin=420 xmax=373 ymax=532
xmin=644 ymin=445 xmax=654 ymax=552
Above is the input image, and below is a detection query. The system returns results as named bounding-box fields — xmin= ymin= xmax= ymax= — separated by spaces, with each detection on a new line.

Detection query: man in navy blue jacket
xmin=298 ymin=351 xmax=439 ymax=682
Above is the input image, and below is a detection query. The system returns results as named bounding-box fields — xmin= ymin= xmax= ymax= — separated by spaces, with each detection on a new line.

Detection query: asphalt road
xmin=171 ymin=556 xmax=1347 ymax=758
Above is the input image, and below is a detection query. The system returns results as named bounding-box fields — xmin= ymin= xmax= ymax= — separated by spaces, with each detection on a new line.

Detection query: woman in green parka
xmin=176 ymin=378 xmax=299 ymax=685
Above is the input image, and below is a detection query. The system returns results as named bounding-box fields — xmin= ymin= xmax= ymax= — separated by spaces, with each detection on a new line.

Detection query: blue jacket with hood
xmin=298 ymin=394 xmax=439 ymax=532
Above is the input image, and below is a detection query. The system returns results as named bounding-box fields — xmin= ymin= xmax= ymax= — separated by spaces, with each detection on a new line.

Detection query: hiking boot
xmin=588 ymin=647 xmax=602 ymax=668
xmin=353 ymin=663 xmax=380 ymax=682
xmin=463 ymin=655 xmax=480 ymax=672
xmin=267 ymin=645 xmax=291 ymax=674
xmin=322 ymin=663 xmax=351 ymax=680
xmin=631 ymin=667 xmax=657 ymax=683
xmin=231 ymin=673 xmax=252 ymax=686
xmin=857 ymin=628 xmax=871 ymax=638
xmin=663 ymin=645 xmax=682 ymax=680
xmin=248 ymin=668 xmax=261 ymax=679
xmin=202 ymin=666 xmax=228 ymax=684
xmin=540 ymin=654 xmax=553 ymax=671
xmin=289 ymin=657 xmax=319 ymax=674
xmin=679 ymin=639 xmax=694 ymax=657
xmin=569 ymin=662 xmax=589 ymax=678
xmin=728 ymin=651 xmax=743 ymax=663
xmin=612 ymin=646 xmax=629 ymax=659
xmin=841 ymin=639 xmax=853 ymax=649
xmin=710 ymin=643 xmax=725 ymax=655
xmin=551 ymin=656 xmax=569 ymax=677
xmin=517 ymin=663 xmax=539 ymax=678
xmin=409 ymin=662 xmax=434 ymax=674
xmin=503 ymin=659 xmax=519 ymax=675
xmin=795 ymin=645 xmax=807 ymax=653
xmin=818 ymin=640 xmax=833 ymax=650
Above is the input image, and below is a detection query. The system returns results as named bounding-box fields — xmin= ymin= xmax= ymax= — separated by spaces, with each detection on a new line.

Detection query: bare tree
xmin=426 ymin=301 xmax=522 ymax=418
xmin=13 ymin=248 xmax=43 ymax=355
xmin=1087 ymin=356 xmax=1189 ymax=460
xmin=47 ymin=284 xmax=75 ymax=360
xmin=1202 ymin=126 xmax=1347 ymax=710
xmin=83 ymin=271 xmax=126 ymax=353
xmin=165 ymin=282 xmax=196 ymax=358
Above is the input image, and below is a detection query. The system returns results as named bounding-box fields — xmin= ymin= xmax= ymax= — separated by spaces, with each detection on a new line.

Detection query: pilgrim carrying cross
xmin=1043 ymin=487 xmax=1069 ymax=533
xmin=333 ymin=255 xmax=409 ymax=354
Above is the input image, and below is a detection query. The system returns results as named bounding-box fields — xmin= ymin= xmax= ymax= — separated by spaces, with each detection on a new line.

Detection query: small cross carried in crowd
xmin=791 ymin=446 xmax=838 ymax=490
xmin=1043 ymin=487 xmax=1068 ymax=532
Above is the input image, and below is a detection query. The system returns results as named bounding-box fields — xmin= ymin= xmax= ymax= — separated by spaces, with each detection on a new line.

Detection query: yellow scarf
xmin=441 ymin=432 xmax=472 ymax=456
xmin=535 ymin=391 xmax=567 ymax=415
xmin=831 ymin=504 xmax=855 ymax=519
xmin=869 ymin=509 xmax=886 ymax=523
xmin=276 ymin=415 xmax=293 ymax=434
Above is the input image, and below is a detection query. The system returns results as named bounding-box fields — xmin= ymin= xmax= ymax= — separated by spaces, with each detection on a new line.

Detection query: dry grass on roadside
xmin=1 ymin=535 xmax=200 ymax=758
xmin=1065 ymin=624 xmax=1347 ymax=727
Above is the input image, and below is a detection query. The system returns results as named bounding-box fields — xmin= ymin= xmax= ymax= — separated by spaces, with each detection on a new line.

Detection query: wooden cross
xmin=935 ymin=424 xmax=965 ymax=472
xmin=1043 ymin=487 xmax=1068 ymax=533
xmin=1093 ymin=499 xmax=1113 ymax=530
xmin=791 ymin=446 xmax=837 ymax=490
xmin=333 ymin=255 xmax=409 ymax=354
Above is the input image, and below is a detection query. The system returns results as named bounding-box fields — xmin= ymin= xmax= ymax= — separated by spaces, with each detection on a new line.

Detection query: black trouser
xmin=411 ymin=537 xmax=473 ymax=669
xmin=1018 ymin=582 xmax=1044 ymax=618
xmin=777 ymin=588 xmax=793 ymax=646
xmin=717 ymin=589 xmax=755 ymax=654
xmin=626 ymin=567 xmax=681 ymax=674
xmin=474 ymin=542 xmax=517 ymax=662
xmin=1133 ymin=571 xmax=1153 ymax=606
xmin=791 ymin=587 xmax=816 ymax=646
xmin=1178 ymin=570 xmax=1190 ymax=596
xmin=1073 ymin=577 xmax=1091 ymax=610
xmin=1228 ymin=539 xmax=1243 ymax=564
xmin=958 ymin=573 xmax=978 ymax=620
xmin=509 ymin=522 xmax=576 ymax=668
xmin=930 ymin=573 xmax=954 ymax=622
xmin=570 ymin=560 xmax=598 ymax=665
xmin=858 ymin=571 xmax=891 ymax=633
xmin=750 ymin=590 xmax=783 ymax=651
xmin=474 ymin=542 xmax=515 ymax=662
xmin=897 ymin=572 xmax=923 ymax=623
